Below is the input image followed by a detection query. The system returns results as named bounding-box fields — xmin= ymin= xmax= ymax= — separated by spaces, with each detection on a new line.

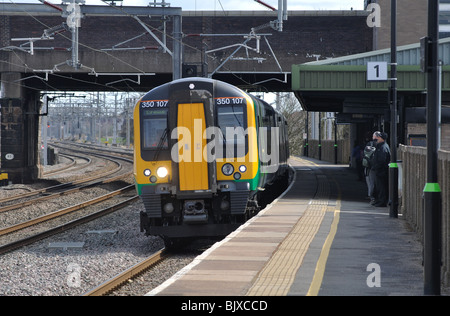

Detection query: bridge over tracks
xmin=0 ymin=4 xmax=372 ymax=183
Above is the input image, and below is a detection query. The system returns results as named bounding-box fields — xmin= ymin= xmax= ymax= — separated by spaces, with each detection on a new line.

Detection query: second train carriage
xmin=134 ymin=78 xmax=289 ymax=245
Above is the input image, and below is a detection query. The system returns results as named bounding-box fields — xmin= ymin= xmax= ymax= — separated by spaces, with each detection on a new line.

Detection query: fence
xmin=305 ymin=139 xmax=350 ymax=164
xmin=399 ymin=145 xmax=450 ymax=286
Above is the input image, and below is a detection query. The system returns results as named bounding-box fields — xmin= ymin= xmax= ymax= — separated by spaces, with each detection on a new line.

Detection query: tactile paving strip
xmin=246 ymin=171 xmax=331 ymax=296
xmin=149 ymin=158 xmax=337 ymax=296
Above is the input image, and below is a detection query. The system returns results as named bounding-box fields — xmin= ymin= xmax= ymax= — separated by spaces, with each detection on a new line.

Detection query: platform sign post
xmin=389 ymin=0 xmax=399 ymax=219
xmin=366 ymin=1 xmax=399 ymax=219
xmin=367 ymin=62 xmax=388 ymax=82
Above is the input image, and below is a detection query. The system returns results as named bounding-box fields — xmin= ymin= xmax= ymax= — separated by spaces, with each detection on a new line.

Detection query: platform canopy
xmin=292 ymin=37 xmax=450 ymax=114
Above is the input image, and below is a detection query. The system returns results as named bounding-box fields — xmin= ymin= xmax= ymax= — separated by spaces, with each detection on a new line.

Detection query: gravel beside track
xmin=0 ymin=199 xmax=168 ymax=296
xmin=0 ymin=183 xmax=123 ymax=230
xmin=0 ymin=145 xmax=216 ymax=296
xmin=0 ymin=147 xmax=196 ymax=296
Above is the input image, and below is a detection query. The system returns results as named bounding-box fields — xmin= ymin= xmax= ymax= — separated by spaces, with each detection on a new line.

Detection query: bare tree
xmin=277 ymin=93 xmax=305 ymax=157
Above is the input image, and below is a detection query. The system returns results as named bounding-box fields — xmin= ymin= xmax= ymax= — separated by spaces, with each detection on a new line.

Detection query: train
xmin=133 ymin=77 xmax=289 ymax=246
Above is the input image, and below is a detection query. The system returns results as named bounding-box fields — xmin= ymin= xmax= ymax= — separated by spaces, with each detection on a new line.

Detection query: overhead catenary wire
xmin=1 ymin=0 xmax=285 ymax=93
xmin=96 ymin=0 xmax=284 ymax=89
xmin=1 ymin=13 xmax=144 ymax=93
xmin=0 ymin=0 xmax=150 ymax=91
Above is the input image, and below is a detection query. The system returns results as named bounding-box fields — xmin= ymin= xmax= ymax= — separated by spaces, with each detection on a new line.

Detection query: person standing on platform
xmin=363 ymin=134 xmax=378 ymax=205
xmin=371 ymin=132 xmax=391 ymax=207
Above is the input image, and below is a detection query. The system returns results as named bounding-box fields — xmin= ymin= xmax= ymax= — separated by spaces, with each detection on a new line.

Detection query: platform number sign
xmin=367 ymin=62 xmax=388 ymax=82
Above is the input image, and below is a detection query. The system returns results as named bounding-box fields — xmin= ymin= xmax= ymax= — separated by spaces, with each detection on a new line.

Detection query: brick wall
xmin=0 ymin=16 xmax=9 ymax=47
xmin=183 ymin=14 xmax=372 ymax=64
xmin=375 ymin=0 xmax=428 ymax=49
xmin=1 ymin=11 xmax=372 ymax=68
xmin=407 ymin=123 xmax=450 ymax=151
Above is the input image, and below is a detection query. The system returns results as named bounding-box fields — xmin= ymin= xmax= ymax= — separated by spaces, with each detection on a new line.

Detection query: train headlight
xmin=143 ymin=169 xmax=151 ymax=177
xmin=239 ymin=165 xmax=247 ymax=173
xmin=222 ymin=163 xmax=234 ymax=176
xmin=157 ymin=167 xmax=168 ymax=178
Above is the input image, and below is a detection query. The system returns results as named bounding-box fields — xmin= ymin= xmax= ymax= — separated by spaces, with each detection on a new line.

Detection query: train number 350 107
xmin=141 ymin=100 xmax=169 ymax=108
xmin=215 ymin=97 xmax=245 ymax=105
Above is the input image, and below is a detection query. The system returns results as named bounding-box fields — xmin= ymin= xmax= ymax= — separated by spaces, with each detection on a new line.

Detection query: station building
xmin=294 ymin=0 xmax=450 ymax=164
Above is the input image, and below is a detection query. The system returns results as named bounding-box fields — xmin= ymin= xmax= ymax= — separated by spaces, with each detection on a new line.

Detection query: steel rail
xmin=83 ymin=248 xmax=167 ymax=296
xmin=0 ymin=154 xmax=127 ymax=212
xmin=42 ymin=153 xmax=90 ymax=176
xmin=41 ymin=154 xmax=77 ymax=176
xmin=0 ymin=185 xmax=135 ymax=237
xmin=0 ymin=195 xmax=139 ymax=255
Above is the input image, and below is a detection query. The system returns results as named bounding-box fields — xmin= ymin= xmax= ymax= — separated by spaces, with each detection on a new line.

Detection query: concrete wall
xmin=399 ymin=145 xmax=450 ymax=287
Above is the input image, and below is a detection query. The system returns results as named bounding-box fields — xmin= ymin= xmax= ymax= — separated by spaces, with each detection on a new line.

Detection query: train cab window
xmin=142 ymin=109 xmax=169 ymax=150
xmin=217 ymin=105 xmax=248 ymax=158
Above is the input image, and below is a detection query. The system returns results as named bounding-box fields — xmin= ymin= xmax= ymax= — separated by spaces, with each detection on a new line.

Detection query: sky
xmin=0 ymin=0 xmax=365 ymax=11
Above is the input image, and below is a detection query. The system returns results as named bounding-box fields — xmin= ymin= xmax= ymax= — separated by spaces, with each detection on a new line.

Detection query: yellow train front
xmin=134 ymin=78 xmax=289 ymax=246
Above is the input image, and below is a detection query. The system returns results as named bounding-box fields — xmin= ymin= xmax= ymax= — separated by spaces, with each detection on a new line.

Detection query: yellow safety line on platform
xmin=307 ymin=173 xmax=342 ymax=296
xmin=246 ymin=204 xmax=328 ymax=296
xmin=307 ymin=209 xmax=340 ymax=296
xmin=246 ymin=156 xmax=342 ymax=296
xmin=246 ymin=156 xmax=333 ymax=296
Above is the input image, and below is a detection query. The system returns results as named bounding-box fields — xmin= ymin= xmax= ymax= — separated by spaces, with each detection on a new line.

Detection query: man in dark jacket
xmin=371 ymin=132 xmax=391 ymax=207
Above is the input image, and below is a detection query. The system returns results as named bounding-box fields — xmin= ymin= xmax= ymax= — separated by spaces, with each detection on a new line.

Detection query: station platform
xmin=147 ymin=157 xmax=424 ymax=296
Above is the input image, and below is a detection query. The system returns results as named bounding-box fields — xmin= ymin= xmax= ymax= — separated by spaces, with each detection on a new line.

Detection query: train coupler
xmin=183 ymin=200 xmax=208 ymax=224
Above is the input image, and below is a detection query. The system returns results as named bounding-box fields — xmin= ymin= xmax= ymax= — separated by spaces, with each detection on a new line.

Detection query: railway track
xmin=0 ymin=152 xmax=127 ymax=210
xmin=0 ymin=184 xmax=137 ymax=250
xmin=0 ymin=142 xmax=199 ymax=296
xmin=0 ymin=192 xmax=138 ymax=255
xmin=83 ymin=238 xmax=218 ymax=296
xmin=0 ymin=193 xmax=164 ymax=296
xmin=83 ymin=248 xmax=167 ymax=296
xmin=0 ymin=142 xmax=224 ymax=296
xmin=42 ymin=153 xmax=91 ymax=177
xmin=0 ymin=143 xmax=136 ymax=254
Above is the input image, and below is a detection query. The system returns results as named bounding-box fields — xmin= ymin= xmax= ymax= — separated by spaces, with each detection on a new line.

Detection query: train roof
xmin=140 ymin=77 xmax=247 ymax=102
xmin=138 ymin=78 xmax=285 ymax=120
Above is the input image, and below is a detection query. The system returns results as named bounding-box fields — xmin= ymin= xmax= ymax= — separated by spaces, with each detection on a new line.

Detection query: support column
xmin=1 ymin=72 xmax=41 ymax=183
xmin=423 ymin=0 xmax=442 ymax=296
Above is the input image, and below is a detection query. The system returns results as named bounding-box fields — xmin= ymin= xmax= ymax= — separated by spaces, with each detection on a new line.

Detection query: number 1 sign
xmin=367 ymin=62 xmax=388 ymax=82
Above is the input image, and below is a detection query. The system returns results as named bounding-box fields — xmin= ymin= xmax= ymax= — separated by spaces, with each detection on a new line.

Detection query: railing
xmin=399 ymin=145 xmax=450 ymax=286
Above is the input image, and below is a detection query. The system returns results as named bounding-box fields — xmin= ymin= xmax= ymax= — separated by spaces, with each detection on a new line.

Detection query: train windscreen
xmin=142 ymin=108 xmax=168 ymax=150
xmin=217 ymin=103 xmax=248 ymax=158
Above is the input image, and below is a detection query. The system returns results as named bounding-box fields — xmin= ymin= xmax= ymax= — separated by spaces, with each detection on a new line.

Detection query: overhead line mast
xmin=254 ymin=0 xmax=288 ymax=32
